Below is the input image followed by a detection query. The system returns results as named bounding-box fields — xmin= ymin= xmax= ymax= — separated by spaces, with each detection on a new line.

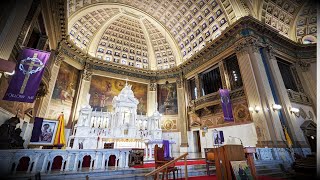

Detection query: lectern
xmin=213 ymin=145 xmax=257 ymax=180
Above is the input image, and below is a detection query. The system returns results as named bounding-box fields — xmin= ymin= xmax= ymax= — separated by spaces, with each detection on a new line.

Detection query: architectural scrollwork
xmin=83 ymin=63 xmax=93 ymax=81
xmin=54 ymin=52 xmax=64 ymax=66
xmin=176 ymin=77 xmax=183 ymax=88
xmin=235 ymin=37 xmax=260 ymax=55
xmin=297 ymin=60 xmax=310 ymax=71
xmin=149 ymin=80 xmax=157 ymax=91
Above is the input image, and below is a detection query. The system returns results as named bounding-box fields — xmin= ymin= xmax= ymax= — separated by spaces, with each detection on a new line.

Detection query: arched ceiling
xmin=67 ymin=0 xmax=316 ymax=70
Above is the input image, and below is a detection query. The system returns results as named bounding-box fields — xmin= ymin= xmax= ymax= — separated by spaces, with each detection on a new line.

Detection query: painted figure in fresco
xmin=100 ymin=93 xmax=108 ymax=109
xmin=39 ymin=124 xmax=53 ymax=142
xmin=93 ymin=92 xmax=100 ymax=109
xmin=105 ymin=81 xmax=112 ymax=92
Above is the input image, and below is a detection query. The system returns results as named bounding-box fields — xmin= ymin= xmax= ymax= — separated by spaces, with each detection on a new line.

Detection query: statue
xmin=0 ymin=115 xmax=24 ymax=149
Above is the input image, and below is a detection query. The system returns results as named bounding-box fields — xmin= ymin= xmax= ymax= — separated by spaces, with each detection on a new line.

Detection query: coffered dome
xmin=67 ymin=0 xmax=316 ymax=70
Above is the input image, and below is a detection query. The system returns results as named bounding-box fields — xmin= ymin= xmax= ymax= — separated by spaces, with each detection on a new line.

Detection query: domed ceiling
xmin=67 ymin=0 xmax=317 ymax=70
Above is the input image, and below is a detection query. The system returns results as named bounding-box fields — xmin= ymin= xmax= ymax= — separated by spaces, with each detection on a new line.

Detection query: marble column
xmin=177 ymin=77 xmax=188 ymax=151
xmin=235 ymin=37 xmax=283 ymax=147
xmin=73 ymin=63 xmax=93 ymax=121
xmin=31 ymin=154 xmax=40 ymax=173
xmin=37 ymin=52 xmax=63 ymax=118
xmin=262 ymin=46 xmax=310 ymax=147
xmin=40 ymin=154 xmax=49 ymax=172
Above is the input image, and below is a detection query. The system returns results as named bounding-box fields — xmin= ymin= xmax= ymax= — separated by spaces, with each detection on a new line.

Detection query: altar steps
xmin=4 ymin=164 xmax=215 ymax=180
xmin=255 ymin=160 xmax=294 ymax=179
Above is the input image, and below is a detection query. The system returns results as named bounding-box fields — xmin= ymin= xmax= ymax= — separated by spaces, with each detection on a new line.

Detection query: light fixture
xmin=272 ymin=104 xmax=282 ymax=111
xmin=249 ymin=106 xmax=260 ymax=113
xmin=254 ymin=106 xmax=261 ymax=113
xmin=290 ymin=107 xmax=300 ymax=117
xmin=248 ymin=107 xmax=254 ymax=112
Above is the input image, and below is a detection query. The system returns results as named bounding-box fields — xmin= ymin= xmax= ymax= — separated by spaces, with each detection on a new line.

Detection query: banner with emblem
xmin=3 ymin=48 xmax=50 ymax=103
xmin=219 ymin=89 xmax=234 ymax=121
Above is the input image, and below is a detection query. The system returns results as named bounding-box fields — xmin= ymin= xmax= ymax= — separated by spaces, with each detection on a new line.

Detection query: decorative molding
xmin=296 ymin=60 xmax=310 ymax=71
xmin=176 ymin=77 xmax=183 ymax=88
xmin=149 ymin=80 xmax=157 ymax=91
xmin=287 ymin=90 xmax=311 ymax=105
xmin=54 ymin=52 xmax=64 ymax=66
xmin=83 ymin=63 xmax=93 ymax=81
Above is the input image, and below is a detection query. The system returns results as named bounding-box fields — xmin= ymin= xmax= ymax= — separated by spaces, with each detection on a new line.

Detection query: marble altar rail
xmin=0 ymin=149 xmax=131 ymax=175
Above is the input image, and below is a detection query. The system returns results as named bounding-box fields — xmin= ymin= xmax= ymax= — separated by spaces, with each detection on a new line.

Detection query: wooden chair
xmin=204 ymin=148 xmax=215 ymax=175
xmin=154 ymin=144 xmax=177 ymax=179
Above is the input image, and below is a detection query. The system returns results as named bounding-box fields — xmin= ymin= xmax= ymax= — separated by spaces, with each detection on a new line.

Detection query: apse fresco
xmin=89 ymin=75 xmax=148 ymax=114
xmin=48 ymin=62 xmax=79 ymax=122
xmin=157 ymin=83 xmax=178 ymax=115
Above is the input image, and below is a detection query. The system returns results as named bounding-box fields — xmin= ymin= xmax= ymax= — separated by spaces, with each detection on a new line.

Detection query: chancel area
xmin=0 ymin=0 xmax=318 ymax=179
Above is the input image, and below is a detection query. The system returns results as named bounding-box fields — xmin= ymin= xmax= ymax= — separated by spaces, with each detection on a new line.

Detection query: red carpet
xmin=133 ymin=160 xmax=206 ymax=168
xmin=172 ymin=175 xmax=282 ymax=180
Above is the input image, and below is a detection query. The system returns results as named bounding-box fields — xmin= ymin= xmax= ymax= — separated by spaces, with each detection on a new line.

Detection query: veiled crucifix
xmin=19 ymin=53 xmax=44 ymax=94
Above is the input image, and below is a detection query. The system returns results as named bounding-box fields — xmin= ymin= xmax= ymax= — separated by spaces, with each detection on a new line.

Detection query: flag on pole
xmin=283 ymin=126 xmax=293 ymax=148
xmin=54 ymin=113 xmax=66 ymax=148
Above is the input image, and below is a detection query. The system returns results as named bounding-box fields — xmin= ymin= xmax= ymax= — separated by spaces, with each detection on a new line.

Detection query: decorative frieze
xmin=287 ymin=89 xmax=311 ymax=105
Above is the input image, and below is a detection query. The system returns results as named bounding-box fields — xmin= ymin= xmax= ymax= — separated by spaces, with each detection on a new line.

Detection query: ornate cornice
xmin=56 ymin=11 xmax=316 ymax=80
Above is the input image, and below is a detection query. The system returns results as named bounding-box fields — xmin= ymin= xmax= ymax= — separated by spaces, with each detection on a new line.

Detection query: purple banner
xmin=30 ymin=117 xmax=43 ymax=142
xmin=3 ymin=48 xmax=50 ymax=103
xmin=219 ymin=89 xmax=234 ymax=121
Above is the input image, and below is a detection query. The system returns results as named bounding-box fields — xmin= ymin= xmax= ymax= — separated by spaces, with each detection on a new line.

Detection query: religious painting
xmin=48 ymin=62 xmax=79 ymax=122
xmin=157 ymin=83 xmax=178 ymax=115
xmin=230 ymin=161 xmax=254 ymax=180
xmin=213 ymin=130 xmax=224 ymax=145
xmin=89 ymin=75 xmax=148 ymax=114
xmin=30 ymin=118 xmax=58 ymax=145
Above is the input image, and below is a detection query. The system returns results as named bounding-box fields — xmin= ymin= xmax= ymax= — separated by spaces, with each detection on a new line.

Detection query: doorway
xmin=193 ymin=130 xmax=201 ymax=153
xmin=300 ymin=120 xmax=317 ymax=153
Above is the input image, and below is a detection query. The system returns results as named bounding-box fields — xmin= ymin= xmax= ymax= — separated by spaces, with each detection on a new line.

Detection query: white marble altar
xmin=68 ymin=82 xmax=174 ymax=151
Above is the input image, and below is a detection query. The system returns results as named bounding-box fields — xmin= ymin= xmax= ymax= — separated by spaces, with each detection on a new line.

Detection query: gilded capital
xmin=54 ymin=52 xmax=64 ymax=66
xmin=235 ymin=37 xmax=260 ymax=55
xmin=83 ymin=63 xmax=93 ymax=81
xmin=149 ymin=79 xmax=157 ymax=91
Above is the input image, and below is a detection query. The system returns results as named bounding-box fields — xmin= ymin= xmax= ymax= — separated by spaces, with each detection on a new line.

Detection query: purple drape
xmin=163 ymin=140 xmax=170 ymax=159
xmin=219 ymin=89 xmax=234 ymax=121
xmin=30 ymin=117 xmax=43 ymax=142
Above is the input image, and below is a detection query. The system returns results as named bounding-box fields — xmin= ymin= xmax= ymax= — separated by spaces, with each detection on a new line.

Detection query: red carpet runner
xmin=133 ymin=160 xmax=206 ymax=168
xmin=172 ymin=176 xmax=283 ymax=180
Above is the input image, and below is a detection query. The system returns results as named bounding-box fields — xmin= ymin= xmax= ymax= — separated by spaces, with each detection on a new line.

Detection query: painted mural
xmin=89 ymin=75 xmax=148 ymax=115
xmin=157 ymin=83 xmax=178 ymax=115
xmin=48 ymin=62 xmax=79 ymax=123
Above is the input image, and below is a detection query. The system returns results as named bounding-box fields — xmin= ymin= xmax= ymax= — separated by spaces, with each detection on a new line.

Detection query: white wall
xmin=188 ymin=123 xmax=258 ymax=153
xmin=290 ymin=102 xmax=316 ymax=141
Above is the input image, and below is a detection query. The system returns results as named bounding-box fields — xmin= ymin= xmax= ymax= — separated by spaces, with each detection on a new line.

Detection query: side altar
xmin=67 ymin=82 xmax=174 ymax=159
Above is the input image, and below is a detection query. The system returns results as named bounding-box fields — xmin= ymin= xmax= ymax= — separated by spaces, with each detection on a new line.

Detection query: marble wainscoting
xmin=0 ymin=149 xmax=131 ymax=175
xmin=255 ymin=147 xmax=312 ymax=164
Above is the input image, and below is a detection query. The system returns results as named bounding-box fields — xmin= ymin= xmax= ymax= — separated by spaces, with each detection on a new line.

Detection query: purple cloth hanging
xmin=30 ymin=117 xmax=43 ymax=142
xmin=163 ymin=140 xmax=170 ymax=159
